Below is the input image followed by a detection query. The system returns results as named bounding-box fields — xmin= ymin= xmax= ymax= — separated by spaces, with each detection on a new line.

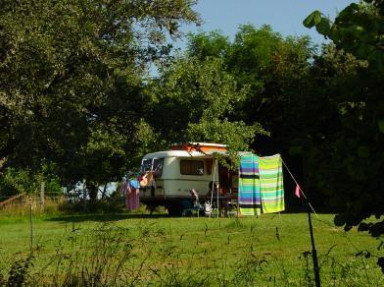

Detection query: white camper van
xmin=139 ymin=143 xmax=238 ymax=215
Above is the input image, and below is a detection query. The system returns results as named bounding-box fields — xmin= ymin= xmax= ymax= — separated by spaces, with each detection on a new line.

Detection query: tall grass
xmin=0 ymin=195 xmax=63 ymax=218
xmin=0 ymin=214 xmax=383 ymax=286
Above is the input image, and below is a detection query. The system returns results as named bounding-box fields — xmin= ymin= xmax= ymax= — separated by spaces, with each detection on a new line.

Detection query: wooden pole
xmin=216 ymin=184 xmax=219 ymax=218
xmin=308 ymin=211 xmax=321 ymax=287
xmin=83 ymin=179 xmax=87 ymax=212
xmin=216 ymin=160 xmax=220 ymax=218
xmin=281 ymin=157 xmax=321 ymax=286
xmin=29 ymin=198 xmax=34 ymax=253
xmin=40 ymin=181 xmax=45 ymax=211
xmin=210 ymin=159 xmax=216 ymax=218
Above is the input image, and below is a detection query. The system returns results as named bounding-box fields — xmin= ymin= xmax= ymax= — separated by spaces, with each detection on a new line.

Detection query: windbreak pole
xmin=281 ymin=157 xmax=321 ymax=287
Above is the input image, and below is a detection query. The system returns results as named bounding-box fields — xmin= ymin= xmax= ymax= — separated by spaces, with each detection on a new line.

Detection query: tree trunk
xmin=101 ymin=184 xmax=108 ymax=200
xmin=88 ymin=182 xmax=98 ymax=206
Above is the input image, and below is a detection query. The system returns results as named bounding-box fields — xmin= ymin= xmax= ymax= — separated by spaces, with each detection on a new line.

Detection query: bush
xmin=0 ymin=166 xmax=62 ymax=198
xmin=59 ymin=196 xmax=125 ymax=214
xmin=0 ymin=168 xmax=31 ymax=197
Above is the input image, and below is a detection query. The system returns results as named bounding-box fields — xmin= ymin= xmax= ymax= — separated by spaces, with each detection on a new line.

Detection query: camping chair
xmin=182 ymin=189 xmax=202 ymax=217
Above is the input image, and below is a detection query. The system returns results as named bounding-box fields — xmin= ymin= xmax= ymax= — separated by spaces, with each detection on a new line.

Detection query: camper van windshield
xmin=141 ymin=159 xmax=152 ymax=172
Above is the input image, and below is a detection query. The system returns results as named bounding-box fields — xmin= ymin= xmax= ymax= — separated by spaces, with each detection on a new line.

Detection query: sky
xmin=177 ymin=0 xmax=355 ymax=46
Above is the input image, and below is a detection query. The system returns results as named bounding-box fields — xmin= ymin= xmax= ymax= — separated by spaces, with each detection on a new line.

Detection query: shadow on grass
xmin=45 ymin=213 xmax=171 ymax=223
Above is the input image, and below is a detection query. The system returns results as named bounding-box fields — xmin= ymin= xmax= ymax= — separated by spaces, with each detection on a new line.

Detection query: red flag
xmin=295 ymin=184 xmax=301 ymax=198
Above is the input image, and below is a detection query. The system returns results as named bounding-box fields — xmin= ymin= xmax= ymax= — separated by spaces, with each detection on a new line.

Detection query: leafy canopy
xmin=0 ymin=0 xmax=199 ymax=198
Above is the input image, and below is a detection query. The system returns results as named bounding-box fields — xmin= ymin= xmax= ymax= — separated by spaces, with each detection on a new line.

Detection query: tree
xmin=0 ymin=0 xmax=199 ymax=201
xmin=187 ymin=119 xmax=267 ymax=152
xmin=147 ymin=54 xmax=265 ymax=151
xmin=304 ymin=0 xmax=384 ymax=234
xmin=186 ymin=30 xmax=230 ymax=60
xmin=218 ymin=25 xmax=316 ymax=160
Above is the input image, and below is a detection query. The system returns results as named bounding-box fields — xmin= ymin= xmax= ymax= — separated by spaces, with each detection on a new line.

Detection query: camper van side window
xmin=205 ymin=159 xmax=213 ymax=175
xmin=180 ymin=160 xmax=204 ymax=176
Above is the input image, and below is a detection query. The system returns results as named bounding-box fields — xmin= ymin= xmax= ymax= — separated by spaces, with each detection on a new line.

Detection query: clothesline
xmin=281 ymin=157 xmax=318 ymax=217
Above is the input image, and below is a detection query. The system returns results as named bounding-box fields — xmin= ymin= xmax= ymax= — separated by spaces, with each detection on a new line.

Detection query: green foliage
xmin=304 ymin=0 xmax=384 ymax=241
xmin=303 ymin=10 xmax=324 ymax=30
xmin=187 ymin=30 xmax=230 ymax=60
xmin=303 ymin=1 xmax=384 ymax=67
xmin=80 ymin=128 xmax=126 ymax=184
xmin=0 ymin=163 xmax=62 ymax=197
xmin=148 ymin=56 xmax=255 ymax=146
xmin=378 ymin=119 xmax=384 ymax=133
xmin=0 ymin=0 xmax=199 ymax=197
xmin=38 ymin=163 xmax=62 ymax=196
xmin=5 ymin=254 xmax=34 ymax=287
xmin=187 ymin=119 xmax=268 ymax=152
xmin=59 ymin=197 xmax=125 ymax=214
xmin=219 ymin=25 xmax=316 ymax=163
xmin=221 ymin=25 xmax=314 ymax=131
xmin=0 ymin=168 xmax=31 ymax=196
xmin=226 ymin=25 xmax=283 ymax=83
xmin=149 ymin=25 xmax=312 ymax=154
xmin=130 ymin=118 xmax=167 ymax=165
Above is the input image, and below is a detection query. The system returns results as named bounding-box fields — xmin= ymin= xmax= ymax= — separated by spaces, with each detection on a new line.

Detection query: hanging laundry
xmin=126 ymin=180 xmax=140 ymax=211
xmin=122 ymin=176 xmax=140 ymax=211
xmin=259 ymin=154 xmax=285 ymax=213
xmin=238 ymin=153 xmax=261 ymax=216
xmin=139 ymin=172 xmax=153 ymax=187
xmin=129 ymin=186 xmax=140 ymax=211
xmin=130 ymin=179 xmax=140 ymax=189
xmin=295 ymin=184 xmax=301 ymax=198
xmin=125 ymin=180 xmax=132 ymax=209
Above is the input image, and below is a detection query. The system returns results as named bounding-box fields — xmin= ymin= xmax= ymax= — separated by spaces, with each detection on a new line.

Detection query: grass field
xmin=0 ymin=212 xmax=383 ymax=286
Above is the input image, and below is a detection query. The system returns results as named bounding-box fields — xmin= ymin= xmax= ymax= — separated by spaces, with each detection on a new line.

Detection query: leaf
xmin=357 ymin=146 xmax=370 ymax=158
xmin=378 ymin=119 xmax=384 ymax=133
xmin=315 ymin=18 xmax=331 ymax=36
xmin=345 ymin=3 xmax=361 ymax=13
xmin=327 ymin=23 xmax=340 ymax=42
xmin=288 ymin=145 xmax=303 ymax=155
xmin=303 ymin=11 xmax=323 ymax=28
xmin=338 ymin=3 xmax=360 ymax=20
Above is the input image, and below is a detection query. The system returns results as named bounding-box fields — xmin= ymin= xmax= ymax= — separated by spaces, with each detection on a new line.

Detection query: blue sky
xmin=178 ymin=0 xmax=355 ymax=46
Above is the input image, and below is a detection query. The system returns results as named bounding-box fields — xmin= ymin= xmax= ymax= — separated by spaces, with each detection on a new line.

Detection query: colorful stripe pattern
xmin=259 ymin=154 xmax=285 ymax=213
xmin=238 ymin=153 xmax=261 ymax=216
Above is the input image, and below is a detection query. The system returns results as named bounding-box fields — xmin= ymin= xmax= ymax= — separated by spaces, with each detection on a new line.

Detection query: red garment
xmin=126 ymin=182 xmax=140 ymax=210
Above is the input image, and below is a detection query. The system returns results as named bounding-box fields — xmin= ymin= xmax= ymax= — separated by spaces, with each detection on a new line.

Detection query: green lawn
xmin=0 ymin=213 xmax=382 ymax=286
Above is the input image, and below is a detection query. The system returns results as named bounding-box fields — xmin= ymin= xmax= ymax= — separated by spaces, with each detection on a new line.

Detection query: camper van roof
xmin=171 ymin=142 xmax=227 ymax=148
xmin=142 ymin=149 xmax=223 ymax=159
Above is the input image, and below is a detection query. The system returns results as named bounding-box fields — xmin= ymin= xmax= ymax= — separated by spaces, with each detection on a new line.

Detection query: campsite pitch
xmin=0 ymin=213 xmax=382 ymax=286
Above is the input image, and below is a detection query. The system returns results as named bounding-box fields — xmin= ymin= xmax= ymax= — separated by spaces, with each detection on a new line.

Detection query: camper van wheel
xmin=167 ymin=204 xmax=183 ymax=217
